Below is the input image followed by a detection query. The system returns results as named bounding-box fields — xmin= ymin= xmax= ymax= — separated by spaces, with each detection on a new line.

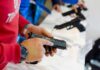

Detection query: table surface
xmin=5 ymin=6 xmax=87 ymax=70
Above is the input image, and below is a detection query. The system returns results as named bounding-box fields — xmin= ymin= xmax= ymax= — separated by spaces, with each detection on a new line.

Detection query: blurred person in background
xmin=20 ymin=0 xmax=61 ymax=25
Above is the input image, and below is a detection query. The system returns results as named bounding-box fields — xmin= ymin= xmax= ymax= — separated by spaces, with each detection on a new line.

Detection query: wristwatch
xmin=21 ymin=46 xmax=28 ymax=59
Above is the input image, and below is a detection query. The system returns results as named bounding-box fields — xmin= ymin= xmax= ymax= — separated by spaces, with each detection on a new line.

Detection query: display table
xmin=5 ymin=6 xmax=87 ymax=70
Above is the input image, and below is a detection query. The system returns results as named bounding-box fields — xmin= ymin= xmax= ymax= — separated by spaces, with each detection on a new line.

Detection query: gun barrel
xmin=62 ymin=7 xmax=82 ymax=16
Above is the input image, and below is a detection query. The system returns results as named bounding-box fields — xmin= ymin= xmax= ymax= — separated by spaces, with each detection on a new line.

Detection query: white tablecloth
xmin=5 ymin=6 xmax=87 ymax=70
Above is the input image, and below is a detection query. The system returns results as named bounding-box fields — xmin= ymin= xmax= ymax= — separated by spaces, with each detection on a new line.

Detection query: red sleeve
xmin=0 ymin=43 xmax=21 ymax=69
xmin=19 ymin=15 xmax=29 ymax=36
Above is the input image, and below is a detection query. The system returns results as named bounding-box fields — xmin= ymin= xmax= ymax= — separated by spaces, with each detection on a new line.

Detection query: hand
xmin=52 ymin=4 xmax=62 ymax=13
xmin=71 ymin=0 xmax=87 ymax=12
xmin=77 ymin=0 xmax=87 ymax=10
xmin=78 ymin=0 xmax=85 ymax=5
xmin=71 ymin=4 xmax=79 ymax=13
xmin=21 ymin=38 xmax=56 ymax=62
xmin=24 ymin=24 xmax=53 ymax=38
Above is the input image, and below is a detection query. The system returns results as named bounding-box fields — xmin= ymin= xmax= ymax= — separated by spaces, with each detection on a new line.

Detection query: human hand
xmin=24 ymin=24 xmax=53 ymax=38
xmin=52 ymin=4 xmax=62 ymax=13
xmin=21 ymin=38 xmax=56 ymax=62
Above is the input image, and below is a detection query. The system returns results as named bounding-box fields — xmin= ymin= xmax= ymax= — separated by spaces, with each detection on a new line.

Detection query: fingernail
xmin=47 ymin=42 xmax=54 ymax=46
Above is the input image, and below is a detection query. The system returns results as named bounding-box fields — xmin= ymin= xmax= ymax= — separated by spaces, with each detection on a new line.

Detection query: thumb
xmin=41 ymin=39 xmax=54 ymax=46
xmin=72 ymin=5 xmax=78 ymax=13
xmin=42 ymin=28 xmax=53 ymax=38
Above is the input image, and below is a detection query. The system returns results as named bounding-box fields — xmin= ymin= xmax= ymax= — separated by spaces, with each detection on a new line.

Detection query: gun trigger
xmin=66 ymin=26 xmax=74 ymax=30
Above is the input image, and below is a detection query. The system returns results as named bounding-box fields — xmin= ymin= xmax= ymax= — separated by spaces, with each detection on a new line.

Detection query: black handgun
xmin=21 ymin=33 xmax=67 ymax=64
xmin=54 ymin=17 xmax=86 ymax=32
xmin=67 ymin=5 xmax=88 ymax=11
xmin=28 ymin=33 xmax=67 ymax=50
xmin=62 ymin=7 xmax=86 ymax=20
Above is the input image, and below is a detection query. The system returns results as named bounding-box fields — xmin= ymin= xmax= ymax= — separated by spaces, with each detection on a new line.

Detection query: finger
xmin=56 ymin=7 xmax=62 ymax=13
xmin=72 ymin=5 xmax=78 ymax=13
xmin=25 ymin=31 xmax=30 ymax=39
xmin=45 ymin=51 xmax=49 ymax=56
xmin=52 ymin=48 xmax=57 ymax=53
xmin=42 ymin=28 xmax=53 ymax=38
xmin=49 ymin=47 xmax=57 ymax=56
xmin=45 ymin=46 xmax=53 ymax=56
xmin=41 ymin=39 xmax=54 ymax=56
xmin=49 ymin=47 xmax=54 ymax=56
xmin=41 ymin=39 xmax=54 ymax=46
xmin=56 ymin=8 xmax=62 ymax=13
xmin=27 ymin=24 xmax=43 ymax=35
xmin=73 ymin=7 xmax=78 ymax=13
xmin=44 ymin=46 xmax=49 ymax=56
xmin=45 ymin=46 xmax=56 ymax=56
xmin=38 ymin=38 xmax=54 ymax=56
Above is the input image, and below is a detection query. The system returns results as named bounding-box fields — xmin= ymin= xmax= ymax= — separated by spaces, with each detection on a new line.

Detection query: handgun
xmin=67 ymin=5 xmax=88 ymax=11
xmin=54 ymin=17 xmax=86 ymax=32
xmin=28 ymin=33 xmax=67 ymax=50
xmin=21 ymin=33 xmax=67 ymax=64
xmin=62 ymin=7 xmax=86 ymax=20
